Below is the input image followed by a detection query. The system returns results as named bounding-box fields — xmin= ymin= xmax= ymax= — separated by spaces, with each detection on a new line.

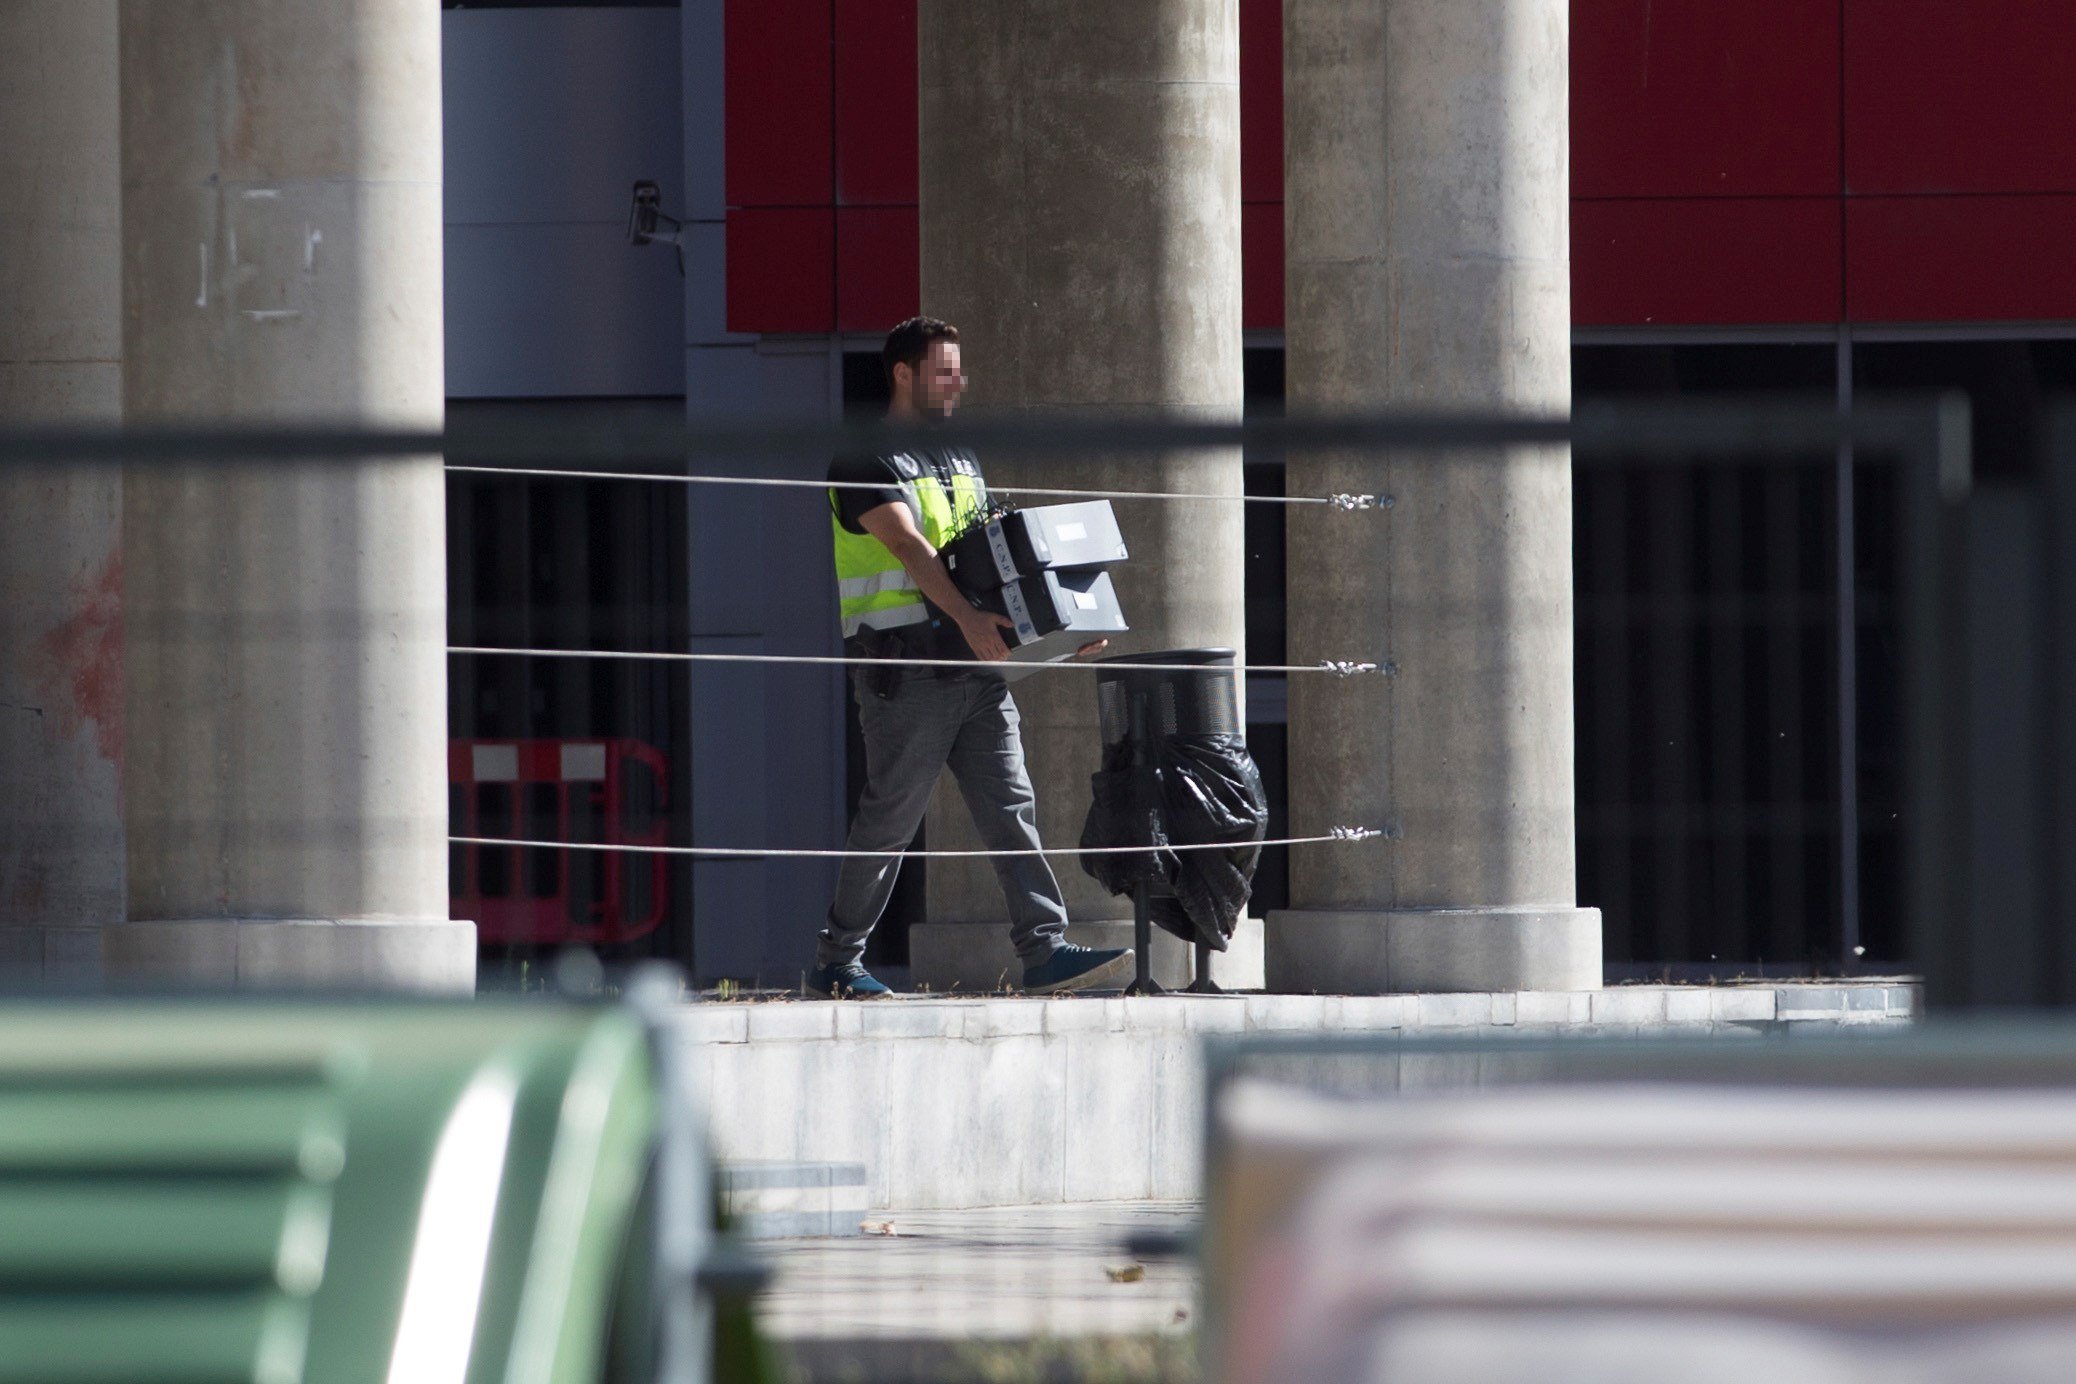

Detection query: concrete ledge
xmin=909 ymin=917 xmax=1265 ymax=993
xmin=1265 ymin=907 xmax=1603 ymax=993
xmin=683 ymin=979 xmax=1915 ymax=1212
xmin=0 ymin=926 xmax=102 ymax=986
xmin=103 ymin=917 xmax=477 ymax=993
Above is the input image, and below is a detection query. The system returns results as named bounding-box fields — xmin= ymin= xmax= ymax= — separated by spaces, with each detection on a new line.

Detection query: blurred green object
xmin=0 ymin=979 xmax=772 ymax=1384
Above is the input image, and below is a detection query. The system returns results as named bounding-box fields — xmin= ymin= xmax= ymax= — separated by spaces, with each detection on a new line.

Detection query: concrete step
xmin=678 ymin=981 xmax=1919 ymax=1213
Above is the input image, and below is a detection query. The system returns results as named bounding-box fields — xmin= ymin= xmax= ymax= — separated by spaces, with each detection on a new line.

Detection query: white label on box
xmin=986 ymin=523 xmax=1019 ymax=583
xmin=1074 ymin=590 xmax=1098 ymax=609
xmin=1003 ymin=584 xmax=1036 ymax=638
xmin=1056 ymin=522 xmax=1088 ymax=542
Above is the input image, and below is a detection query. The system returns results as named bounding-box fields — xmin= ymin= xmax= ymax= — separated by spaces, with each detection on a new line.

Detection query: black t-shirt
xmin=827 ymin=446 xmax=989 ymax=536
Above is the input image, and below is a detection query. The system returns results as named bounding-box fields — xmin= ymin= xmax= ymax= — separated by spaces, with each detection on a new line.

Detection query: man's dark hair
xmin=883 ymin=316 xmax=959 ymax=388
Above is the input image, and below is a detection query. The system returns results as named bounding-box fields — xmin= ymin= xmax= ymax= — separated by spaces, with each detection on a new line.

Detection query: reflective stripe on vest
xmin=830 ymin=457 xmax=985 ymax=639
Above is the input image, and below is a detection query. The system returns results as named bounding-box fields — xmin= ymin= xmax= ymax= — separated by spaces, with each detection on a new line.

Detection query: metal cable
xmin=447 ymin=646 xmax=1390 ymax=677
xmin=445 ymin=462 xmax=1387 ymax=511
xmin=450 ymin=825 xmax=1389 ymax=862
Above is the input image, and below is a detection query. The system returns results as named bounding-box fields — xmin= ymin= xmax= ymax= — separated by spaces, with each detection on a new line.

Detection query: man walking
xmin=809 ymin=317 xmax=1132 ymax=998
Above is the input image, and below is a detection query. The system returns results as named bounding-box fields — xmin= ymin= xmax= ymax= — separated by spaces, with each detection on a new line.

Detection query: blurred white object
xmin=1208 ymin=1080 xmax=2076 ymax=1384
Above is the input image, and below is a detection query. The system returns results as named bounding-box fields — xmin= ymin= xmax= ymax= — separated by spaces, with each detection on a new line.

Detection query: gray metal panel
xmin=444 ymin=8 xmax=684 ymax=226
xmin=682 ymin=0 xmax=727 ymax=223
xmin=680 ymin=222 xmax=735 ymax=347
xmin=683 ymin=344 xmax=832 ymax=419
xmin=446 ymin=223 xmax=684 ymax=397
xmin=682 ymin=343 xmax=845 ymax=984
xmin=443 ymin=8 xmax=685 ymax=398
xmin=1961 ymin=491 xmax=2049 ymax=1006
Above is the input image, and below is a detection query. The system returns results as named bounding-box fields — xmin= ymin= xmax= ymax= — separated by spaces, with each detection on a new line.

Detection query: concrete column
xmin=911 ymin=0 xmax=1245 ymax=989
xmin=1268 ymin=0 xmax=1601 ymax=993
xmin=0 ymin=1 xmax=124 ymax=982
xmin=106 ymin=0 xmax=474 ymax=990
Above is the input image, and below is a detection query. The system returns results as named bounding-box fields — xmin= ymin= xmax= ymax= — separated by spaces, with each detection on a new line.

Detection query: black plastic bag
xmin=1078 ymin=733 xmax=1268 ymax=950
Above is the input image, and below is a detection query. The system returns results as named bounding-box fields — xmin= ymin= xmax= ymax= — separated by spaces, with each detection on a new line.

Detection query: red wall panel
xmin=1845 ymin=2 xmax=2076 ymax=194
xmin=835 ymin=0 xmax=918 ymax=205
xmin=837 ymin=207 xmax=920 ymax=332
xmin=1243 ymin=202 xmax=1284 ymax=330
xmin=1848 ymin=196 xmax=2076 ymax=322
xmin=1573 ymin=0 xmax=1839 ymax=198
xmin=1574 ymin=199 xmax=1842 ymax=325
xmin=726 ymin=208 xmax=835 ymax=333
xmin=724 ymin=0 xmax=833 ymax=207
xmin=1240 ymin=0 xmax=1283 ymax=204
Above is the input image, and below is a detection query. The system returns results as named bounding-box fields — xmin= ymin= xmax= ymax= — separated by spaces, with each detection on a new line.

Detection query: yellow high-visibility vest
xmin=830 ymin=451 xmax=986 ymax=639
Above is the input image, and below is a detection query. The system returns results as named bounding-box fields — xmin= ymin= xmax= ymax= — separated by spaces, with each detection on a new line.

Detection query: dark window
xmin=522 ymin=782 xmax=562 ymax=899
xmin=1851 ymin=339 xmax=2076 ymax=965
xmin=1242 ymin=347 xmax=1289 ymax=912
xmin=448 ymin=398 xmax=692 ymax=966
xmin=1574 ymin=343 xmax=1844 ymax=971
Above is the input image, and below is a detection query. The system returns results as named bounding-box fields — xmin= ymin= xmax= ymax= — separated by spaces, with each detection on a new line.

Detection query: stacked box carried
xmin=941 ymin=501 xmax=1131 ymax=664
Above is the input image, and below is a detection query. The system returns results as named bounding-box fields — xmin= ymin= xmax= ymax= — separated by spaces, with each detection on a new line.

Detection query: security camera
xmin=628 ymin=180 xmax=686 ymax=277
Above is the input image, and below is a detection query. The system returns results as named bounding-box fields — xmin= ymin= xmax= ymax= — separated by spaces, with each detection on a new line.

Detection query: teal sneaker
xmin=806 ymin=962 xmax=893 ymax=999
xmin=1022 ymin=944 xmax=1134 ymax=995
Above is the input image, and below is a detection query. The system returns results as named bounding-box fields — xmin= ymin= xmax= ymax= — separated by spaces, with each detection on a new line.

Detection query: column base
xmin=104 ymin=917 xmax=477 ymax=994
xmin=1265 ymin=907 xmax=1601 ymax=994
xmin=909 ymin=918 xmax=1265 ymax=993
xmin=0 ymin=926 xmax=103 ymax=987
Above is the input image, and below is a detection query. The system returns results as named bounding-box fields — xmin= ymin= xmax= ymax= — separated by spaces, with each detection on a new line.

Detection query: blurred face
xmin=901 ymin=339 xmax=965 ymax=418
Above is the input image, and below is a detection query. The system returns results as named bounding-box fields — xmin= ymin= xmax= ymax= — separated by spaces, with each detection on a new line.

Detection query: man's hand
xmin=856 ymin=503 xmax=1021 ymax=664
xmin=958 ymin=608 xmax=1017 ymax=662
xmin=1074 ymin=639 xmax=1110 ymax=659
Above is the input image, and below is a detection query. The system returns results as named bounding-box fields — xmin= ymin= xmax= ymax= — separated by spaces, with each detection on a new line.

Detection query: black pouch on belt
xmin=852 ymin=627 xmax=902 ymax=699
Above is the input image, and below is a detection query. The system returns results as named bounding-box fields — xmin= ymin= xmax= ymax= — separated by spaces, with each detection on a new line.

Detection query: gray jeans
xmin=819 ymin=668 xmax=1069 ymax=969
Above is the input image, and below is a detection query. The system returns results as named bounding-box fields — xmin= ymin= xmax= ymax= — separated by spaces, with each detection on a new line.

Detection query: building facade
xmin=443 ymin=0 xmax=2076 ymax=983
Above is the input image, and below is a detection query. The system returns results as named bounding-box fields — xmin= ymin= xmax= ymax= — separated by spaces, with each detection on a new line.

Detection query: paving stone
xmin=1060 ymin=1033 xmax=1156 ymax=1202
xmin=1709 ymin=988 xmax=1777 ymax=1023
xmin=1590 ymin=987 xmax=1668 ymax=1026
xmin=979 ymin=1001 xmax=1046 ymax=1039
xmin=1041 ymin=997 xmax=1112 ymax=1035
xmin=756 ymin=1201 xmax=1199 ymax=1348
xmin=1119 ymin=997 xmax=1191 ymax=1033
xmin=1335 ymin=994 xmax=1413 ymax=1031
xmin=41 ymin=928 xmax=100 ymax=982
xmin=747 ymin=1002 xmax=837 ymax=1043
xmin=1664 ymin=989 xmax=1714 ymax=1025
xmin=858 ymin=1001 xmax=962 ymax=1039
xmin=1182 ymin=996 xmax=1249 ymax=1032
xmin=1512 ymin=991 xmax=1578 ymax=1026
xmin=681 ymin=1003 xmax=749 ymax=1044
xmin=1148 ymin=1038 xmax=1207 ymax=1200
xmin=1245 ymin=994 xmax=1328 ymax=1032
xmin=1412 ymin=993 xmax=1489 ymax=1028
xmin=0 ymin=929 xmax=39 ymax=972
xmin=1776 ymin=987 xmax=1848 ymax=1017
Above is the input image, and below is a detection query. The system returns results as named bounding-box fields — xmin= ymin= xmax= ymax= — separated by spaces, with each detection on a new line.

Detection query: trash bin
xmin=1079 ymin=649 xmax=1269 ymax=993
